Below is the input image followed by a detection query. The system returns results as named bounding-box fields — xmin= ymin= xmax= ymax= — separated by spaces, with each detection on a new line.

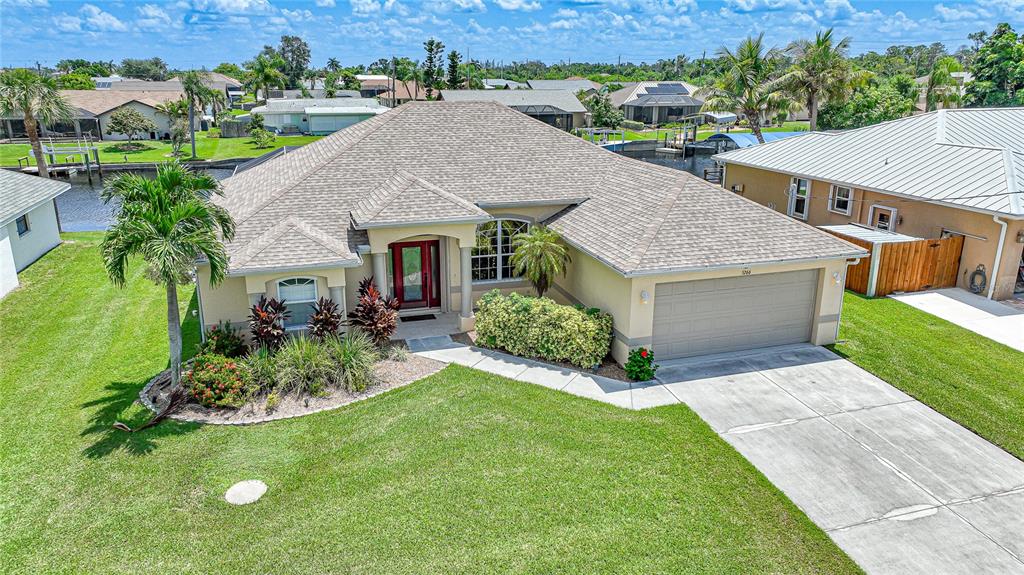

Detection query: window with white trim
xmin=277 ymin=277 xmax=317 ymax=329
xmin=15 ymin=214 xmax=30 ymax=236
xmin=788 ymin=177 xmax=810 ymax=220
xmin=828 ymin=185 xmax=853 ymax=215
xmin=471 ymin=219 xmax=529 ymax=282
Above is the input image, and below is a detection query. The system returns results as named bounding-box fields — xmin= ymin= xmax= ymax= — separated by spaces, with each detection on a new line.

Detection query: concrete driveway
xmin=656 ymin=345 xmax=1024 ymax=574
xmin=890 ymin=288 xmax=1024 ymax=352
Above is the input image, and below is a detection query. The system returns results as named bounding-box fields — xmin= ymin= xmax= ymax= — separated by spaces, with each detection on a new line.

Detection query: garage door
xmin=652 ymin=270 xmax=818 ymax=360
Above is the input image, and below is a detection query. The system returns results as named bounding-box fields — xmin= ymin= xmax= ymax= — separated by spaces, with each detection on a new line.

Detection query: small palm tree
xmin=696 ymin=34 xmax=794 ymax=144
xmin=926 ymin=57 xmax=965 ymax=111
xmin=510 ymin=226 xmax=571 ymax=298
xmin=101 ymin=161 xmax=235 ymax=386
xmin=786 ymin=28 xmax=852 ymax=131
xmin=179 ymin=70 xmax=212 ymax=159
xmin=0 ymin=69 xmax=74 ymax=179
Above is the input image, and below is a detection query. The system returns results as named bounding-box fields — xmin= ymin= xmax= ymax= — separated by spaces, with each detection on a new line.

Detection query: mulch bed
xmin=140 ymin=353 xmax=445 ymax=426
xmin=453 ymin=331 xmax=631 ymax=382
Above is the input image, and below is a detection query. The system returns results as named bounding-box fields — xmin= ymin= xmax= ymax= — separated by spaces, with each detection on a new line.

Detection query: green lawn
xmin=833 ymin=292 xmax=1024 ymax=460
xmin=0 ymin=233 xmax=860 ymax=574
xmin=0 ymin=131 xmax=322 ymax=166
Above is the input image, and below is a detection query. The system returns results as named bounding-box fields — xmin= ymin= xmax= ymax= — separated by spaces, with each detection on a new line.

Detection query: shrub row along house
xmin=716 ymin=108 xmax=1024 ymax=301
xmin=198 ymin=101 xmax=865 ymax=362
xmin=0 ymin=170 xmax=69 ymax=299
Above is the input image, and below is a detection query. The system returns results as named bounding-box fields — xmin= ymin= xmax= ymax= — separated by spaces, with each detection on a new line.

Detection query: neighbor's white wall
xmin=98 ymin=101 xmax=179 ymax=141
xmin=8 ymin=200 xmax=61 ymax=272
xmin=0 ymin=226 xmax=18 ymax=299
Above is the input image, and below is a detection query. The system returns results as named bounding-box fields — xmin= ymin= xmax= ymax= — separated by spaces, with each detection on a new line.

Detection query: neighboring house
xmin=378 ymin=81 xmax=429 ymax=107
xmin=438 ymin=89 xmax=589 ymax=130
xmin=715 ymin=108 xmax=1024 ymax=301
xmin=913 ymin=71 xmax=973 ymax=113
xmin=92 ymin=75 xmax=125 ymax=89
xmin=483 ymin=78 xmax=528 ymax=90
xmin=0 ymin=90 xmax=193 ymax=141
xmin=267 ymin=89 xmax=361 ymax=99
xmin=527 ymin=79 xmax=601 ymax=97
xmin=197 ymin=101 xmax=865 ymax=364
xmin=249 ymin=98 xmax=387 ymax=135
xmin=0 ymin=170 xmax=70 ymax=299
xmin=609 ymin=81 xmax=703 ymax=125
xmin=359 ymin=77 xmax=391 ymax=98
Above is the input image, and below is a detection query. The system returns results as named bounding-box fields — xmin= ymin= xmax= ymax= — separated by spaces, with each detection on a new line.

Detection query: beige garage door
xmin=652 ymin=270 xmax=818 ymax=360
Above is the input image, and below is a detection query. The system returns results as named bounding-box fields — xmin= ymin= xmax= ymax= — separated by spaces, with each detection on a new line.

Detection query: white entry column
xmin=459 ymin=245 xmax=474 ymax=331
xmin=372 ymin=252 xmax=389 ymax=297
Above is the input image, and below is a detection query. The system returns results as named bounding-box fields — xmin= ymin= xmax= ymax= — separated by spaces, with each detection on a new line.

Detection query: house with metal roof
xmin=197 ymin=101 xmax=866 ymax=363
xmin=715 ymin=108 xmax=1024 ymax=300
xmin=0 ymin=170 xmax=70 ymax=299
xmin=483 ymin=78 xmax=528 ymax=90
xmin=249 ymin=98 xmax=387 ymax=135
xmin=438 ymin=89 xmax=588 ymax=130
xmin=608 ymin=81 xmax=704 ymax=126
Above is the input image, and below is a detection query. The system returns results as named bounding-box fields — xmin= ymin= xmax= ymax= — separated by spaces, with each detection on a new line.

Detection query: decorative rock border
xmin=138 ymin=355 xmax=445 ymax=426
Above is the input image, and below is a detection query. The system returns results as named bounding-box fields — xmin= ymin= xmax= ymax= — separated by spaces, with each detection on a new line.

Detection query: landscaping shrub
xmin=274 ymin=335 xmax=335 ymax=396
xmin=197 ymin=320 xmax=248 ymax=358
xmin=621 ymin=119 xmax=645 ymax=131
xmin=249 ymin=296 xmax=289 ymax=351
xmin=625 ymin=347 xmax=659 ymax=381
xmin=307 ymin=297 xmax=342 ymax=340
xmin=184 ymin=353 xmax=250 ymax=408
xmin=242 ymin=345 xmax=276 ymax=394
xmin=347 ymin=277 xmax=399 ymax=347
xmin=324 ymin=332 xmax=378 ymax=393
xmin=475 ymin=290 xmax=613 ymax=368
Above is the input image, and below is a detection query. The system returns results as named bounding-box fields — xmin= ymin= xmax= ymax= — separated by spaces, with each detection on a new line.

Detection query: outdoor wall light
xmin=833 ymin=272 xmax=842 ymax=285
xmin=640 ymin=290 xmax=650 ymax=304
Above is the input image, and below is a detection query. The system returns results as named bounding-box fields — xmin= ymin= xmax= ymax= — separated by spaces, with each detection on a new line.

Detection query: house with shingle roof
xmin=715 ymin=108 xmax=1024 ymax=300
xmin=609 ymin=81 xmax=703 ymax=126
xmin=197 ymin=101 xmax=866 ymax=363
xmin=0 ymin=170 xmax=70 ymax=299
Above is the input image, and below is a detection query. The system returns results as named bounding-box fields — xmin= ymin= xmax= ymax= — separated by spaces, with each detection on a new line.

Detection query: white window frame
xmin=787 ymin=177 xmax=810 ymax=221
xmin=828 ymin=185 xmax=853 ymax=216
xmin=276 ymin=277 xmax=318 ymax=330
xmin=868 ymin=205 xmax=898 ymax=231
xmin=471 ymin=219 xmax=530 ymax=283
xmin=15 ymin=214 xmax=30 ymax=237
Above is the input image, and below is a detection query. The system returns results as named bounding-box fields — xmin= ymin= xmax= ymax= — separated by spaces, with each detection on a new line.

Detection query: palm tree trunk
xmin=808 ymin=95 xmax=818 ymax=131
xmin=188 ymin=100 xmax=197 ymax=159
xmin=166 ymin=282 xmax=183 ymax=387
xmin=24 ymin=113 xmax=48 ymax=179
xmin=749 ymin=112 xmax=765 ymax=144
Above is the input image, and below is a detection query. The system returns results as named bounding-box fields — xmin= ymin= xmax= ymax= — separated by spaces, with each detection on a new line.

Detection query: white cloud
xmin=549 ymin=18 xmax=576 ymax=29
xmin=383 ymin=0 xmax=408 ymax=15
xmin=467 ymin=17 xmax=490 ymax=33
xmin=495 ymin=0 xmax=542 ymax=11
xmin=431 ymin=0 xmax=486 ymax=12
xmin=52 ymin=13 xmax=82 ymax=31
xmin=315 ymin=0 xmax=335 ymax=5
xmin=81 ymin=4 xmax=128 ymax=31
xmin=349 ymin=0 xmax=379 ymax=15
xmin=554 ymin=8 xmax=577 ymax=17
xmin=136 ymin=4 xmax=174 ymax=29
xmin=192 ymin=0 xmax=274 ymax=13
xmin=725 ymin=0 xmax=810 ymax=12
xmin=934 ymin=3 xmax=979 ymax=21
xmin=2 ymin=0 xmax=49 ymax=6
xmin=282 ymin=7 xmax=314 ymax=20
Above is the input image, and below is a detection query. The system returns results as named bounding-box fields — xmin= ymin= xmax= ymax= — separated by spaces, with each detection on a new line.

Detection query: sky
xmin=0 ymin=0 xmax=1020 ymax=70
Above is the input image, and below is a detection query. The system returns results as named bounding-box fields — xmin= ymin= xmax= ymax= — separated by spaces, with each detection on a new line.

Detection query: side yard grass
xmin=0 ymin=131 xmax=321 ymax=166
xmin=833 ymin=292 xmax=1024 ymax=460
xmin=0 ymin=233 xmax=861 ymax=574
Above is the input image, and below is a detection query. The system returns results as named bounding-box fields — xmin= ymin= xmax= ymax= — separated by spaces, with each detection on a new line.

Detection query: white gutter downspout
xmin=866 ymin=242 xmax=882 ymax=297
xmin=987 ymin=215 xmax=1007 ymax=300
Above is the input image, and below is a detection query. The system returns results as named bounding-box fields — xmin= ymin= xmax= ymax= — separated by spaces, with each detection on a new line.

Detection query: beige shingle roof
xmin=351 ymin=172 xmax=490 ymax=228
xmin=61 ymin=89 xmax=183 ymax=116
xmin=217 ymin=101 xmax=864 ymax=276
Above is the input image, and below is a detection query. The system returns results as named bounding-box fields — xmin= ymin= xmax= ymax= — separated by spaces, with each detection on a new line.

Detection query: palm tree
xmin=304 ymin=68 xmax=320 ymax=90
xmin=101 ymin=161 xmax=235 ymax=386
xmin=179 ymin=70 xmax=212 ymax=159
xmin=0 ymin=69 xmax=74 ymax=179
xmin=247 ymin=54 xmax=287 ymax=103
xmin=510 ymin=226 xmax=571 ymax=298
xmin=786 ymin=28 xmax=852 ymax=131
xmin=696 ymin=34 xmax=794 ymax=144
xmin=326 ymin=57 xmax=341 ymax=74
xmin=156 ymin=98 xmax=189 ymax=122
xmin=926 ymin=56 xmax=965 ymax=111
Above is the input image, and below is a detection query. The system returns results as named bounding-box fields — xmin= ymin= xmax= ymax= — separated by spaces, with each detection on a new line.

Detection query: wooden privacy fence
xmin=826 ymin=230 xmax=964 ymax=297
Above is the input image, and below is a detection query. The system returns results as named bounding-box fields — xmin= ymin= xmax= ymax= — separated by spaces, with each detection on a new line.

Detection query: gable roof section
xmin=0 ymin=170 xmax=71 ymax=226
xmin=230 ymin=216 xmax=360 ymax=273
xmin=351 ymin=172 xmax=491 ymax=228
xmin=714 ymin=108 xmax=1024 ymax=217
xmin=216 ymin=101 xmax=864 ymax=276
xmin=60 ymin=90 xmax=183 ymax=116
xmin=439 ymin=89 xmax=587 ymax=113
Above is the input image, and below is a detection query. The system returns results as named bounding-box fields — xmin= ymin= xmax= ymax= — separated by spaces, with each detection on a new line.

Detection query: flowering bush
xmin=624 ymin=347 xmax=658 ymax=381
xmin=184 ymin=354 xmax=250 ymax=408
xmin=197 ymin=320 xmax=248 ymax=358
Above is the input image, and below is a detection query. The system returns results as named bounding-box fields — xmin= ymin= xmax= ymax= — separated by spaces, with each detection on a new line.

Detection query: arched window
xmin=472 ymin=219 xmax=529 ymax=282
xmin=277 ymin=277 xmax=317 ymax=329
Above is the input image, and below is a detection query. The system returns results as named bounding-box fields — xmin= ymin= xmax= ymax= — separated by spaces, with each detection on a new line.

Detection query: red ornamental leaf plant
xmin=248 ymin=296 xmax=290 ymax=351
xmin=346 ymin=276 xmax=400 ymax=348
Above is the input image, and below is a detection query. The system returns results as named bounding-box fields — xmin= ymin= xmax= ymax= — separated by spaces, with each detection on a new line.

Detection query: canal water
xmin=615 ymin=149 xmax=721 ymax=179
xmin=55 ymin=168 xmax=234 ymax=231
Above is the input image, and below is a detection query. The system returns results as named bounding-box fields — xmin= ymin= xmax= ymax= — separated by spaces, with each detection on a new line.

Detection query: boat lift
xmin=22 ymin=137 xmax=104 ymax=183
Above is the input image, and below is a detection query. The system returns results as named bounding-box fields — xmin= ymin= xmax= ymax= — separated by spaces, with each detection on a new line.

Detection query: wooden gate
xmin=827 ymin=231 xmax=964 ymax=297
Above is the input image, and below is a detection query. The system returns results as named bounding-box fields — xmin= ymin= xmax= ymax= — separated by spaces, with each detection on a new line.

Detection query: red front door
xmin=390 ymin=240 xmax=441 ymax=309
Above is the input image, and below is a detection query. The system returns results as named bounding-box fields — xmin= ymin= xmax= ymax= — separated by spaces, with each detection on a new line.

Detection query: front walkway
xmin=411 ymin=338 xmax=1024 ymax=574
xmin=890 ymin=288 xmax=1024 ymax=352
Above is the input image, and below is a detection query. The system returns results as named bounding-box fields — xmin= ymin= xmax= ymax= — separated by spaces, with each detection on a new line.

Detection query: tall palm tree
xmin=247 ymin=54 xmax=286 ymax=103
xmin=326 ymin=57 xmax=341 ymax=74
xmin=510 ymin=226 xmax=571 ymax=298
xmin=179 ymin=70 xmax=212 ymax=159
xmin=101 ymin=161 xmax=235 ymax=386
xmin=0 ymin=69 xmax=74 ymax=179
xmin=696 ymin=34 xmax=794 ymax=144
xmin=926 ymin=56 xmax=965 ymax=111
xmin=786 ymin=28 xmax=852 ymax=131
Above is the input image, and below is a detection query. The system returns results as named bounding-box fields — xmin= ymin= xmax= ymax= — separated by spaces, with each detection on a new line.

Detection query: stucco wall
xmin=98 ymin=101 xmax=177 ymax=141
xmin=724 ymin=163 xmax=1024 ymax=300
xmin=0 ymin=226 xmax=18 ymax=299
xmin=7 ymin=200 xmax=61 ymax=272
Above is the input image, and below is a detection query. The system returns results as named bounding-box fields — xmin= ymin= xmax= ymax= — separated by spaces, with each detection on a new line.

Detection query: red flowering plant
xmin=183 ymin=353 xmax=251 ymax=408
xmin=624 ymin=347 xmax=658 ymax=381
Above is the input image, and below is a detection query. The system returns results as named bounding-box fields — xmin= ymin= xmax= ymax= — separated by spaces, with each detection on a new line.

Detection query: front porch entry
xmin=390 ymin=239 xmax=441 ymax=310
